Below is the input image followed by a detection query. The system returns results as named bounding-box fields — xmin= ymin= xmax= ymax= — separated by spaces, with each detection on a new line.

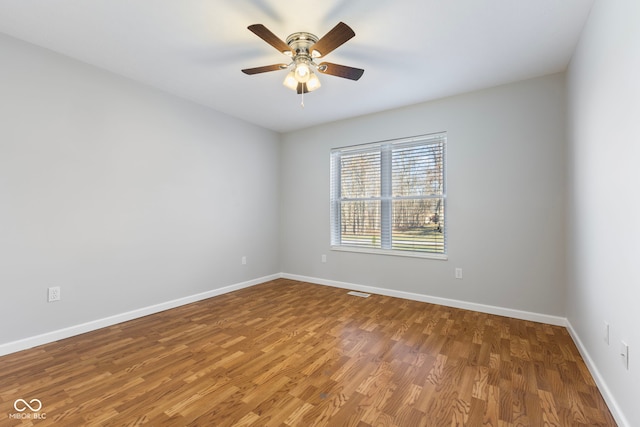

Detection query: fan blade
xmin=309 ymin=22 xmax=355 ymax=58
xmin=248 ymin=24 xmax=292 ymax=55
xmin=296 ymin=83 xmax=309 ymax=94
xmin=242 ymin=64 xmax=288 ymax=75
xmin=317 ymin=62 xmax=364 ymax=81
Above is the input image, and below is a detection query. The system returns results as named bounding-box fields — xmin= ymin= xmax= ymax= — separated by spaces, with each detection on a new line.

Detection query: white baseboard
xmin=0 ymin=272 xmax=564 ymax=357
xmin=281 ymin=273 xmax=567 ymax=326
xmin=0 ymin=274 xmax=280 ymax=357
xmin=566 ymin=320 xmax=629 ymax=427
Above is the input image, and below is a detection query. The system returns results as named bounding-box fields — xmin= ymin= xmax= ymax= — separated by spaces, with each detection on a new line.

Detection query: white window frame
xmin=330 ymin=133 xmax=447 ymax=259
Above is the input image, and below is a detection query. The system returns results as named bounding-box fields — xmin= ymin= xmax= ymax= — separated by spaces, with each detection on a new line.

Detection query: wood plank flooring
xmin=0 ymin=279 xmax=616 ymax=426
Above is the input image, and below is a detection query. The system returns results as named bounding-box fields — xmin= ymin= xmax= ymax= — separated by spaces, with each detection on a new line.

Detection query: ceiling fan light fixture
xmin=282 ymin=71 xmax=298 ymax=91
xmin=294 ymin=60 xmax=311 ymax=83
xmin=306 ymin=72 xmax=321 ymax=92
xmin=244 ymin=22 xmax=363 ymax=97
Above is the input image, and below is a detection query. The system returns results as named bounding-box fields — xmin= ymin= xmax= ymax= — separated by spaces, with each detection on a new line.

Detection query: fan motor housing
xmin=286 ymin=32 xmax=319 ymax=56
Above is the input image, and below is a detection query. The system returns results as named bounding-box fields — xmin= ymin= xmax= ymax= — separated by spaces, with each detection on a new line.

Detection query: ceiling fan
xmin=241 ymin=22 xmax=364 ymax=95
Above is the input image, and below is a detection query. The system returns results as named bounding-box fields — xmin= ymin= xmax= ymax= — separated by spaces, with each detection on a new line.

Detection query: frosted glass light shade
xmin=283 ymin=71 xmax=298 ymax=90
xmin=294 ymin=63 xmax=310 ymax=83
xmin=306 ymin=73 xmax=321 ymax=91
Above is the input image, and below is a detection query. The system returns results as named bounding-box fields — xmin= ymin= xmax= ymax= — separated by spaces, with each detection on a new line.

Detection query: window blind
xmin=330 ymin=133 xmax=446 ymax=256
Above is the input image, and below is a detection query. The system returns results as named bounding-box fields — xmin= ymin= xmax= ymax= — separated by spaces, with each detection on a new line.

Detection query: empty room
xmin=0 ymin=0 xmax=637 ymax=426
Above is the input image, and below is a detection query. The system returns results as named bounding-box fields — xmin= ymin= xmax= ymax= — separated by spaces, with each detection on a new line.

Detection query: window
xmin=330 ymin=133 xmax=446 ymax=258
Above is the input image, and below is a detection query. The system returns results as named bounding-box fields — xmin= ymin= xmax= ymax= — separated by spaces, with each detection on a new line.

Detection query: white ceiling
xmin=0 ymin=0 xmax=594 ymax=133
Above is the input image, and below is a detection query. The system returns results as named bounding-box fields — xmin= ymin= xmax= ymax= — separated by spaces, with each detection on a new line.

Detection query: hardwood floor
xmin=0 ymin=279 xmax=616 ymax=426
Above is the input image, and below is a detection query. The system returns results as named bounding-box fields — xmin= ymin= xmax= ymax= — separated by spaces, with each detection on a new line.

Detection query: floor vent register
xmin=347 ymin=291 xmax=371 ymax=298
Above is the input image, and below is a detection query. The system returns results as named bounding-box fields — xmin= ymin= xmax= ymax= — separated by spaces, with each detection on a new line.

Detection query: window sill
xmin=331 ymin=245 xmax=448 ymax=260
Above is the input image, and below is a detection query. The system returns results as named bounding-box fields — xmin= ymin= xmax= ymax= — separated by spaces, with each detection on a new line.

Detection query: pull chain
xmin=300 ymin=89 xmax=305 ymax=108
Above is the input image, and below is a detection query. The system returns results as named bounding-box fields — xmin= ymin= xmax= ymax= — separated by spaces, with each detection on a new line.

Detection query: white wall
xmin=0 ymin=33 xmax=281 ymax=345
xmin=566 ymin=0 xmax=640 ymax=425
xmin=280 ymin=74 xmax=567 ymax=318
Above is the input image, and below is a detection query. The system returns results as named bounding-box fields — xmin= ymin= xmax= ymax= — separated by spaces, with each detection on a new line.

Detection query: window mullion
xmin=380 ymin=145 xmax=392 ymax=249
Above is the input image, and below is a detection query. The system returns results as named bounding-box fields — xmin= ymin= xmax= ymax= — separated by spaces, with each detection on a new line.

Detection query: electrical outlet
xmin=241 ymin=256 xmax=247 ymax=265
xmin=604 ymin=322 xmax=610 ymax=345
xmin=455 ymin=268 xmax=463 ymax=279
xmin=321 ymin=254 xmax=327 ymax=263
xmin=48 ymin=286 xmax=61 ymax=302
xmin=621 ymin=341 xmax=629 ymax=370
